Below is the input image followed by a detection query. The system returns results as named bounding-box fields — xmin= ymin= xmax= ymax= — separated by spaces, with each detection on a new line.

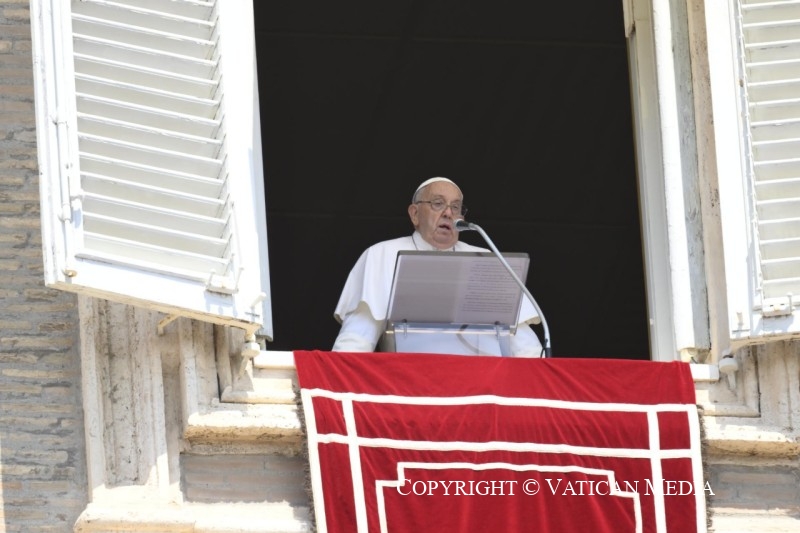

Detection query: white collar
xmin=411 ymin=231 xmax=457 ymax=252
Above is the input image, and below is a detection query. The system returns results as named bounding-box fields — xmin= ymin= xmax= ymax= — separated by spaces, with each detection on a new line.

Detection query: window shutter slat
xmin=75 ymin=76 xmax=220 ymax=116
xmin=74 ymin=55 xmax=218 ymax=98
xmin=81 ymin=173 xmax=226 ymax=217
xmin=79 ymin=155 xmax=225 ymax=198
xmin=73 ymin=35 xmax=217 ymax=77
xmin=76 ymin=95 xmax=221 ymax=137
xmin=81 ymin=232 xmax=230 ymax=276
xmin=77 ymin=115 xmax=223 ymax=158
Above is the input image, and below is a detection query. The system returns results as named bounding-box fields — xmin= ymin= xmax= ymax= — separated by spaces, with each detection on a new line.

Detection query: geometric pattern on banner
xmin=295 ymin=350 xmax=707 ymax=533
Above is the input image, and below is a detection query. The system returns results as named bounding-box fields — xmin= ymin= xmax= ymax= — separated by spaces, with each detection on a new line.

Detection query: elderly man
xmin=332 ymin=177 xmax=543 ymax=356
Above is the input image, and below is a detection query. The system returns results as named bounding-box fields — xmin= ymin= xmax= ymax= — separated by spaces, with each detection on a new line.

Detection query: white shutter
xmin=741 ymin=0 xmax=800 ymax=305
xmin=30 ymin=0 xmax=272 ymax=338
xmin=712 ymin=0 xmax=800 ymax=346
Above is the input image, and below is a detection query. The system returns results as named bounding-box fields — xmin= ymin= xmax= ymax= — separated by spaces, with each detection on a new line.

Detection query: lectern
xmin=379 ymin=251 xmax=530 ymax=356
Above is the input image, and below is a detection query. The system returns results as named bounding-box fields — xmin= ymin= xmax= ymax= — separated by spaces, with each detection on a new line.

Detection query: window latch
xmin=762 ymin=294 xmax=794 ymax=318
xmin=205 ymin=267 xmax=243 ymax=295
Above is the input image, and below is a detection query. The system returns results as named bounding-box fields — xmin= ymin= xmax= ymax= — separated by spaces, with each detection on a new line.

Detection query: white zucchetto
xmin=412 ymin=177 xmax=462 ymax=202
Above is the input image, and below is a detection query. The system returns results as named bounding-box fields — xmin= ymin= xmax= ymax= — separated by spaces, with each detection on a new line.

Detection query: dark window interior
xmin=254 ymin=1 xmax=649 ymax=359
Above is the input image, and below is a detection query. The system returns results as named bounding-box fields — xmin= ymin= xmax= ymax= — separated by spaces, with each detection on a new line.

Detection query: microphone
xmin=455 ymin=218 xmax=552 ymax=357
xmin=455 ymin=219 xmax=475 ymax=232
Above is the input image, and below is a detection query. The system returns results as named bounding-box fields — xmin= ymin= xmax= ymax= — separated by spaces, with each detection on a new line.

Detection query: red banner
xmin=295 ymin=351 xmax=706 ymax=533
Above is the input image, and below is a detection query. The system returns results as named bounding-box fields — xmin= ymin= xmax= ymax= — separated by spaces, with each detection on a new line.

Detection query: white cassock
xmin=332 ymin=231 xmax=543 ymax=357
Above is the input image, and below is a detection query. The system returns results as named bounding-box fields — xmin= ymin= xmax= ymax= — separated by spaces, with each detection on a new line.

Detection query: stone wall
xmin=0 ymin=1 xmax=88 ymax=531
xmin=702 ymin=342 xmax=800 ymax=529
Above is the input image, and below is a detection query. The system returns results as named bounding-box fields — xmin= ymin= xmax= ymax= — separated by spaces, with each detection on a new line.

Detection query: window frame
xmin=625 ymin=0 xmax=713 ymax=362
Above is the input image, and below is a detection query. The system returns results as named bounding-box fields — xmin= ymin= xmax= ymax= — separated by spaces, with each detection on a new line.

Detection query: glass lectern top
xmin=386 ymin=251 xmax=530 ymax=327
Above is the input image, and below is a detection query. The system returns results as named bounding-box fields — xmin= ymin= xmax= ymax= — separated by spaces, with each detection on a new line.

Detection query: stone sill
xmin=184 ymin=403 xmax=302 ymax=445
xmin=703 ymin=420 xmax=800 ymax=457
xmin=75 ymin=500 xmax=312 ymax=533
xmin=255 ymin=352 xmax=721 ymax=380
xmin=711 ymin=508 xmax=800 ymax=533
xmin=254 ymin=350 xmax=296 ymax=370
xmin=250 ymin=350 xmax=733 ymax=414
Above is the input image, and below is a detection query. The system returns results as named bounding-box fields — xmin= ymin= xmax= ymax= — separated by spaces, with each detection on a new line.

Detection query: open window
xmin=30 ymin=0 xmax=272 ymax=338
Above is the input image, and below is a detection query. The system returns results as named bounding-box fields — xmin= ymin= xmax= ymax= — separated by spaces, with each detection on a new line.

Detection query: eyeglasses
xmin=415 ymin=199 xmax=468 ymax=216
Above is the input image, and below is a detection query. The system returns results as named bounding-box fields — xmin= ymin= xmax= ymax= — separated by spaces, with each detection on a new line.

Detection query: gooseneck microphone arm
xmin=455 ymin=219 xmax=552 ymax=357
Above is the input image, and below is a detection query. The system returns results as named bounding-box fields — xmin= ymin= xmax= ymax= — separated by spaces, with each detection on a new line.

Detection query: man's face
xmin=408 ymin=181 xmax=463 ymax=249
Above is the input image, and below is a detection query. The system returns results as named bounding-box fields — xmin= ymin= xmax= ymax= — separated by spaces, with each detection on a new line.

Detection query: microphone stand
xmin=457 ymin=221 xmax=552 ymax=357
